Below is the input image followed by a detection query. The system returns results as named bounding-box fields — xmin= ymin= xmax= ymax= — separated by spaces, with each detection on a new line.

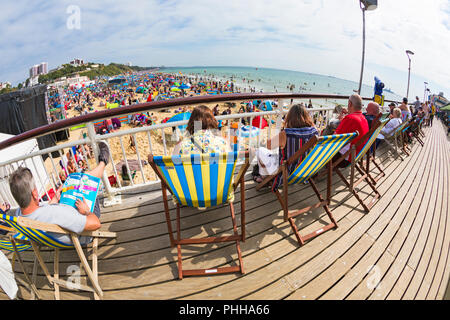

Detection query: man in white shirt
xmin=7 ymin=142 xmax=110 ymax=245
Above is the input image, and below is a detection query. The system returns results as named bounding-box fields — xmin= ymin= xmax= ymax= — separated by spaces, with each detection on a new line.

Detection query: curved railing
xmin=0 ymin=93 xmax=396 ymax=150
xmin=0 ymin=92 xmax=398 ymax=208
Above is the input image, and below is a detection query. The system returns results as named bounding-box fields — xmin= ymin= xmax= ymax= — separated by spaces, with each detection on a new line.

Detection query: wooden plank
xmin=402 ymin=126 xmax=444 ymax=299
xmin=368 ymin=138 xmax=437 ymax=299
xmin=207 ymin=143 xmax=418 ymax=299
xmin=349 ymin=132 xmax=435 ymax=300
xmin=6 ymin=130 xmax=450 ymax=301
xmin=285 ymin=136 xmax=428 ymax=300
xmin=384 ymin=125 xmax=442 ymax=299
xmin=429 ymin=124 xmax=450 ymax=300
xmin=417 ymin=127 xmax=448 ymax=299
xmin=319 ymin=138 xmax=430 ymax=299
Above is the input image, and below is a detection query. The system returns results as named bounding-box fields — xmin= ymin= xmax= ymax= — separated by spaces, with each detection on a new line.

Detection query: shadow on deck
xmin=2 ymin=121 xmax=450 ymax=300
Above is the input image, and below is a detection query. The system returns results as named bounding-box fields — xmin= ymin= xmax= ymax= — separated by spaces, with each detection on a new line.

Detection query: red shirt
xmin=335 ymin=111 xmax=369 ymax=159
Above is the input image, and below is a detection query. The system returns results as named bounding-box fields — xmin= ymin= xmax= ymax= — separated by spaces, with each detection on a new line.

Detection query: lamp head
xmin=360 ymin=0 xmax=378 ymax=10
xmin=406 ymin=50 xmax=414 ymax=56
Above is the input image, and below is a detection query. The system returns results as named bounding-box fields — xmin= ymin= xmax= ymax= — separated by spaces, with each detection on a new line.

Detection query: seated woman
xmin=375 ymin=107 xmax=403 ymax=147
xmin=253 ymin=104 xmax=318 ymax=188
xmin=172 ymin=105 xmax=231 ymax=155
xmin=321 ymin=105 xmax=347 ymax=135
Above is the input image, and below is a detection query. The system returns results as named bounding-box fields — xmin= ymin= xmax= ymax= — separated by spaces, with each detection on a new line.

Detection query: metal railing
xmin=0 ymin=93 xmax=395 ymax=208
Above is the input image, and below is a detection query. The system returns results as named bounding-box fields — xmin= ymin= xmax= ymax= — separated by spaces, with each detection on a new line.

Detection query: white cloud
xmin=0 ymin=0 xmax=448 ymax=98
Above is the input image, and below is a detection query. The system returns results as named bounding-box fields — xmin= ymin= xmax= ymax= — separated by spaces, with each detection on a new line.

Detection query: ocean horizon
xmin=159 ymin=66 xmax=403 ymax=104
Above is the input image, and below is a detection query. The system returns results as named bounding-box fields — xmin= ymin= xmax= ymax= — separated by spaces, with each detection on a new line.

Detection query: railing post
xmin=86 ymin=122 xmax=121 ymax=207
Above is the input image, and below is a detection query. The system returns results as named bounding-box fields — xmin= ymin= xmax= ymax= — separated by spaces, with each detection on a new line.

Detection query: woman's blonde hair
xmin=392 ymin=107 xmax=402 ymax=118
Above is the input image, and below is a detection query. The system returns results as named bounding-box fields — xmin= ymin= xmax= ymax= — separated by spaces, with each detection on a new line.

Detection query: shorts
xmin=93 ymin=198 xmax=101 ymax=218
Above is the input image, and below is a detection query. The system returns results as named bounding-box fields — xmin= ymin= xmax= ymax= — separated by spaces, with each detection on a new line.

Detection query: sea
xmin=159 ymin=66 xmax=402 ymax=108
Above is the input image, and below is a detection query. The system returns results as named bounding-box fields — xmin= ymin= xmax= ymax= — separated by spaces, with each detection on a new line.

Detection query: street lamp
xmin=357 ymin=0 xmax=378 ymax=95
xmin=405 ymin=49 xmax=414 ymax=101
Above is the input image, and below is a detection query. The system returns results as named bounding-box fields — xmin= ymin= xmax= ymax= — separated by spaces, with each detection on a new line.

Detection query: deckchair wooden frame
xmin=0 ymin=225 xmax=41 ymax=300
xmin=149 ymin=152 xmax=250 ymax=279
xmin=405 ymin=118 xmax=425 ymax=147
xmin=332 ymin=118 xmax=389 ymax=213
xmin=383 ymin=120 xmax=410 ymax=161
xmin=256 ymin=134 xmax=352 ymax=246
xmin=362 ymin=113 xmax=386 ymax=185
xmin=7 ymin=217 xmax=116 ymax=300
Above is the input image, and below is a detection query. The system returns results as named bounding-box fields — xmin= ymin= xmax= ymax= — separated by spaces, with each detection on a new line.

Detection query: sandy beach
xmin=43 ymin=73 xmax=329 ymax=189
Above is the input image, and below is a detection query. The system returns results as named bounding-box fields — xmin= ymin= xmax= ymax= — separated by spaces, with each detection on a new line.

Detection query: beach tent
xmin=258 ymin=100 xmax=274 ymax=111
xmin=166 ymin=112 xmax=191 ymax=131
xmin=0 ymin=133 xmax=49 ymax=208
xmin=252 ymin=116 xmax=268 ymax=129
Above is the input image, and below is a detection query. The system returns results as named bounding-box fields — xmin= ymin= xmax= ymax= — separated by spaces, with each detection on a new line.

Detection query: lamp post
xmin=357 ymin=0 xmax=378 ymax=95
xmin=405 ymin=49 xmax=414 ymax=101
xmin=423 ymin=81 xmax=428 ymax=103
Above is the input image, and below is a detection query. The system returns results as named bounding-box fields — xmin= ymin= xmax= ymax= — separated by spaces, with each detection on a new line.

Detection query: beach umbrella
xmin=174 ymin=82 xmax=181 ymax=87
xmin=178 ymin=84 xmax=190 ymax=90
xmin=441 ymin=104 xmax=450 ymax=111
xmin=237 ymin=125 xmax=260 ymax=138
xmin=171 ymin=87 xmax=181 ymax=92
xmin=166 ymin=112 xmax=191 ymax=131
xmin=252 ymin=116 xmax=268 ymax=129
xmin=198 ymin=82 xmax=206 ymax=86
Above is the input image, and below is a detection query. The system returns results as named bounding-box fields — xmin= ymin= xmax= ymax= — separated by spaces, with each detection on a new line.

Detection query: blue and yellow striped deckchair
xmin=333 ymin=119 xmax=389 ymax=213
xmin=257 ymin=132 xmax=358 ymax=246
xmin=0 ymin=213 xmax=116 ymax=299
xmin=0 ymin=212 xmax=41 ymax=299
xmin=149 ymin=151 xmax=250 ymax=279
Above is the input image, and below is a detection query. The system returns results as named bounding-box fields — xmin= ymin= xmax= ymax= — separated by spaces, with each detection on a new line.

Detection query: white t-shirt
xmin=378 ymin=118 xmax=402 ymax=140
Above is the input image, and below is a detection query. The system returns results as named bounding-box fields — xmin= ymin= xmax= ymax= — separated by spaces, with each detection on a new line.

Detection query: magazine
xmin=59 ymin=172 xmax=101 ymax=212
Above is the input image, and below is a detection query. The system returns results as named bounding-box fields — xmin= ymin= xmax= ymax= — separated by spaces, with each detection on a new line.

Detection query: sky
xmin=1 ymin=0 xmax=449 ymax=99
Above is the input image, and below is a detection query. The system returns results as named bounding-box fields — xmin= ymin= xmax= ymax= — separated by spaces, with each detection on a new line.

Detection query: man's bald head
xmin=366 ymin=102 xmax=380 ymax=116
xmin=348 ymin=94 xmax=363 ymax=112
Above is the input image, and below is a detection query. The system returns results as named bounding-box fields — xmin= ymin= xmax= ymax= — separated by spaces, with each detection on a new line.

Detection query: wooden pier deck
xmin=2 ymin=120 xmax=449 ymax=300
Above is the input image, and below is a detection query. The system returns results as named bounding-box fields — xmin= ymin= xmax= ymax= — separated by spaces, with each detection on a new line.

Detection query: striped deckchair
xmin=333 ymin=118 xmax=389 ymax=212
xmin=400 ymin=118 xmax=416 ymax=156
xmin=0 ymin=213 xmax=116 ymax=300
xmin=409 ymin=117 xmax=425 ymax=146
xmin=384 ymin=120 xmax=410 ymax=160
xmin=149 ymin=151 xmax=250 ymax=279
xmin=256 ymin=132 xmax=358 ymax=246
xmin=0 ymin=220 xmax=41 ymax=300
xmin=380 ymin=112 xmax=390 ymax=121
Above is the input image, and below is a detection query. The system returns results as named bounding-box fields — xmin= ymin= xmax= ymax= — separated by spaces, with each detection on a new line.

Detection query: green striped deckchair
xmin=257 ymin=132 xmax=358 ymax=246
xmin=333 ymin=118 xmax=389 ymax=213
xmin=1 ymin=213 xmax=116 ymax=300
xmin=149 ymin=151 xmax=250 ymax=279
